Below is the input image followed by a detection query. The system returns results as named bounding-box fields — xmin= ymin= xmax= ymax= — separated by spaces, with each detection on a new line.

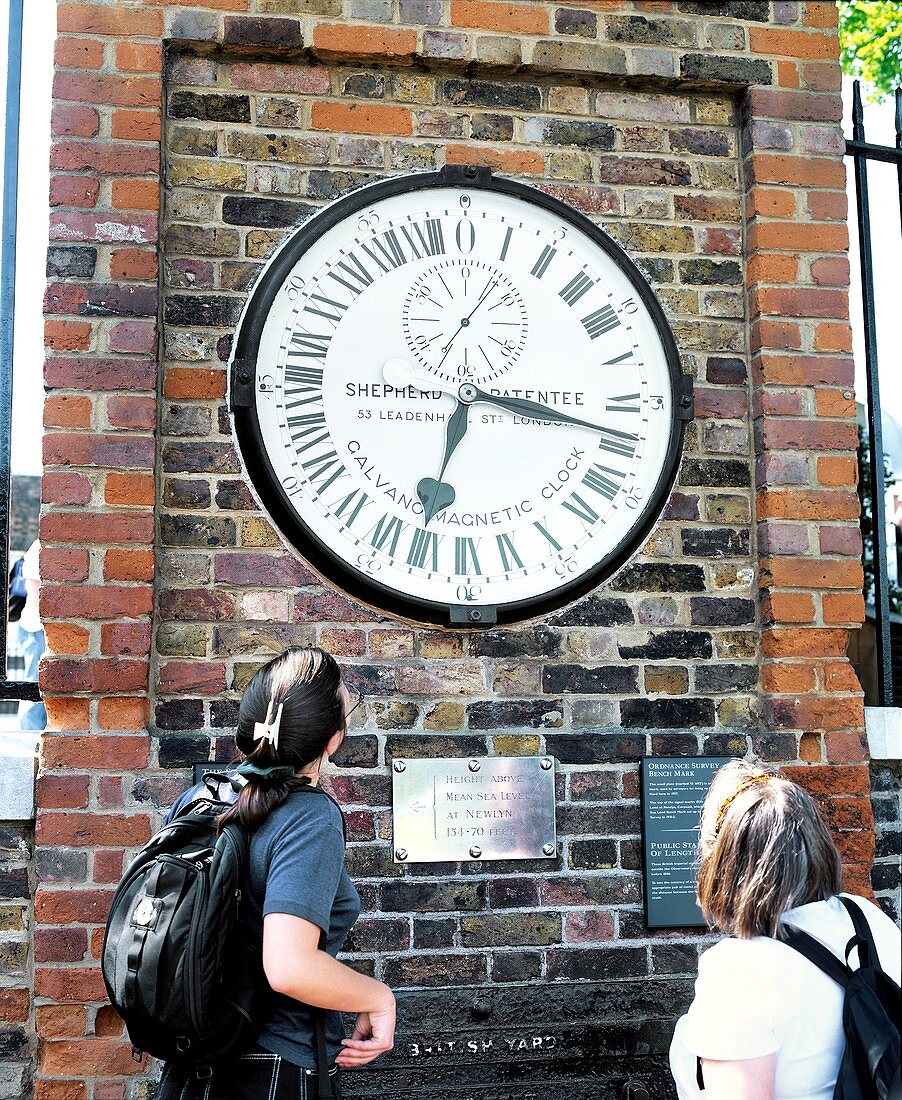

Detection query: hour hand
xmin=416 ymin=400 xmax=469 ymax=525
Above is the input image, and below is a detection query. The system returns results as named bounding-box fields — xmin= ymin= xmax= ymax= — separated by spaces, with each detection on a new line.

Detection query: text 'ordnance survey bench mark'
xmin=392 ymin=755 xmax=557 ymax=864
xmin=641 ymin=756 xmax=733 ymax=928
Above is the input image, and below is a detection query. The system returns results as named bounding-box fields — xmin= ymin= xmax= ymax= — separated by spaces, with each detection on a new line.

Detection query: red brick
xmin=756 ymin=286 xmax=847 ymax=318
xmin=446 ymin=143 xmax=544 ymax=175
xmin=748 ymin=221 xmax=848 ymax=253
xmin=35 ymin=928 xmax=89 ymax=964
xmin=693 ymin=387 xmax=748 ymax=419
xmin=814 ymin=321 xmax=853 ymax=352
xmin=810 ymin=256 xmax=849 ymax=286
xmin=34 ymin=1079 xmax=88 ymax=1100
xmin=103 ymin=548 xmax=155 ymax=581
xmin=45 ymin=321 xmax=92 ymax=353
xmin=44 ymin=697 xmax=91 ymax=731
xmin=40 ymin=583 xmax=153 ymax=618
xmin=777 ymin=59 xmax=800 ymax=89
xmin=41 ymin=658 xmax=149 ymax=694
xmin=312 ymin=24 xmax=417 ymax=63
xmin=749 ymin=26 xmax=838 ymax=61
xmin=97 ymin=697 xmax=149 ymax=731
xmin=311 ymin=101 xmax=412 ymax=136
xmin=564 ymin=909 xmax=615 ymax=943
xmin=761 ymin=662 xmax=817 ymax=693
xmin=756 ymin=489 xmax=859 ymax=521
xmin=37 ymin=812 xmax=151 ymax=848
xmin=41 ymin=733 xmax=148 ymax=772
xmin=100 ymin=622 xmax=152 ymax=656
xmin=93 ymin=850 xmax=125 ymax=882
xmin=749 ymin=153 xmax=845 ymax=189
xmin=51 ymin=140 xmax=158 ymax=175
xmin=40 ymin=548 xmax=91 ymax=588
xmin=746 ymin=87 xmax=842 ymax=124
xmin=54 ymin=36 xmax=104 ymax=69
xmin=807 ymin=189 xmax=847 ymax=220
xmin=35 ymin=888 xmax=113 ymax=925
xmin=40 ymin=512 xmax=152 ymax=547
xmin=41 ymin=1038 xmax=144 ymax=1077
xmin=158 ymin=660 xmax=227 ymax=695
xmin=761 ymin=557 xmax=862 ymax=589
xmin=115 ymin=41 xmax=162 ymax=74
xmin=815 ymin=388 xmax=856 ymax=418
xmin=108 ymin=320 xmax=156 ymax=356
xmin=106 ymin=395 xmax=156 ymax=430
xmin=752 ymin=353 xmax=853 ymax=387
xmin=36 ymin=1003 xmax=88 ymax=1038
xmin=229 ymin=62 xmax=331 ymax=94
xmin=757 ymin=419 xmax=858 ymax=452
xmin=747 ymin=252 xmax=797 ymax=285
xmin=762 ymin=591 xmax=815 ymax=624
xmin=57 ymin=4 xmax=163 ymax=36
xmin=804 ymin=1 xmax=839 ymax=28
xmin=42 ymin=432 xmax=155 ymax=469
xmin=749 ymin=318 xmax=801 ymax=353
xmin=819 ymin=525 xmax=862 ymax=556
xmin=50 ymin=173 xmax=100 ymax=207
xmin=44 ymin=622 xmax=91 ymax=656
xmin=42 ymin=472 xmax=93 ymax=506
xmin=35 ymin=773 xmax=90 ymax=809
xmin=104 ymin=474 xmax=155 ymax=507
xmin=769 ymin=695 xmax=863 ymax=732
xmin=754 ymin=388 xmax=804 ymax=416
xmin=450 ymin=0 xmax=548 ymax=34
xmin=748 ymin=187 xmax=797 ymax=219
xmin=762 ymin=627 xmax=852 ymax=657
xmin=110 ymin=109 xmax=161 ymax=142
xmin=700 ymin=227 xmax=741 ymax=255
xmin=822 ymin=593 xmax=865 ymax=624
xmin=49 ymin=210 xmax=158 ymax=245
xmin=110 ymin=249 xmax=158 ymax=281
xmin=799 ymin=733 xmax=823 ymax=762
xmin=51 ymin=104 xmax=99 ymax=138
xmin=111 ymin=178 xmax=159 ymax=211
xmin=52 ymin=71 xmax=160 ymax=110
xmin=0 ymin=989 xmax=30 ymax=1023
xmin=163 ymin=366 xmax=226 ymax=399
xmin=783 ymin=764 xmax=871 ymax=799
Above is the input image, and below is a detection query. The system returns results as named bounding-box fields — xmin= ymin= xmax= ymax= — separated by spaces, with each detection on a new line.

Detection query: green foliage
xmin=838 ymin=1 xmax=902 ymax=101
xmin=858 ymin=425 xmax=902 ymax=612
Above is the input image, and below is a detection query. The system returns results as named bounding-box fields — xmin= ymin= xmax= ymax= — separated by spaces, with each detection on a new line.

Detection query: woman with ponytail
xmin=158 ymin=646 xmax=396 ymax=1100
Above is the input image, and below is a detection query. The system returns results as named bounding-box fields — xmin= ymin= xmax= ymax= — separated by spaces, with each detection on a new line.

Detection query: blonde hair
xmin=696 ymin=760 xmax=842 ymax=939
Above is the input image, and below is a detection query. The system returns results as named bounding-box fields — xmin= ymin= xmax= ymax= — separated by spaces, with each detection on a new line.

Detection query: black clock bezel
xmin=229 ymin=166 xmax=690 ymax=628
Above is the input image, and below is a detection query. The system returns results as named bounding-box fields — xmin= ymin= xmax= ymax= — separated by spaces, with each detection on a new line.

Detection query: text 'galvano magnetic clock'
xmin=229 ymin=166 xmax=692 ymax=628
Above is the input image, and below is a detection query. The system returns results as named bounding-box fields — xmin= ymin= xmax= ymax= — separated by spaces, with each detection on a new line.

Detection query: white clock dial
xmin=230 ymin=170 xmax=688 ymax=627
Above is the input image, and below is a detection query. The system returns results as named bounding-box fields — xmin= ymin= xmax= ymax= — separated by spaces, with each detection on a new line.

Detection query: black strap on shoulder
xmin=778 ymin=923 xmax=853 ymax=988
xmin=315 ymin=1009 xmax=334 ymax=1098
xmin=838 ymin=895 xmax=882 ymax=972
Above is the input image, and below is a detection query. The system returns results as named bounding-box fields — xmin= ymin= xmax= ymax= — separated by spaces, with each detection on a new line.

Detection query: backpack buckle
xmin=131 ymin=1046 xmax=144 ymax=1064
xmin=195 ymin=1064 xmax=213 ymax=1080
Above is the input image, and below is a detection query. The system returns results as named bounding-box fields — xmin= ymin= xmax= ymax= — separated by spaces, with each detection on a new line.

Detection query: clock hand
xmin=461 ymin=385 xmax=612 ymax=434
xmin=416 ymin=400 xmax=469 ymax=525
xmin=436 ymin=277 xmax=498 ymax=369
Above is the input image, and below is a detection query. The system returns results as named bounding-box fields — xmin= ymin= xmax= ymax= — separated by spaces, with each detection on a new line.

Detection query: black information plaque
xmin=641 ymin=756 xmax=733 ymax=929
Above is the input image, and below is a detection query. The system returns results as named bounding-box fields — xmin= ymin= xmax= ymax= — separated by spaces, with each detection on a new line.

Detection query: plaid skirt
xmin=156 ymin=1044 xmax=342 ymax=1100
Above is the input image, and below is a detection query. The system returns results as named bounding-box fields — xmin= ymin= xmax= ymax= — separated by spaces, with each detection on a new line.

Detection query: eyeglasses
xmin=344 ymin=684 xmax=363 ymax=723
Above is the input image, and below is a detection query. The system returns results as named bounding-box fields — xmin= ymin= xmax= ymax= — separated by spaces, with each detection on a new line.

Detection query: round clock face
xmin=230 ymin=170 xmax=688 ymax=627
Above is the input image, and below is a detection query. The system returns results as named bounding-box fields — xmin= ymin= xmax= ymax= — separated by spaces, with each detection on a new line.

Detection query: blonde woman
xmin=669 ymin=760 xmax=900 ymax=1100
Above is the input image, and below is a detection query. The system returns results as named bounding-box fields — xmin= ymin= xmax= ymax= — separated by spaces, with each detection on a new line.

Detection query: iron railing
xmin=845 ymin=80 xmax=901 ymax=709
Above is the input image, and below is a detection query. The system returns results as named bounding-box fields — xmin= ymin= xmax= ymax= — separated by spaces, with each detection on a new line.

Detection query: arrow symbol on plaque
xmin=411 ymin=798 xmax=430 ymax=814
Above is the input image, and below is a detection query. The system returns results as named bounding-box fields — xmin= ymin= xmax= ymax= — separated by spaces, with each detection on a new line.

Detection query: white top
xmin=670 ymin=893 xmax=902 ymax=1100
xmin=18 ymin=539 xmax=41 ymax=634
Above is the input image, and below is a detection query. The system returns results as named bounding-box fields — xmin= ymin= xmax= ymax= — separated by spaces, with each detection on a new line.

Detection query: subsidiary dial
xmin=402 ymin=259 xmax=528 ymax=384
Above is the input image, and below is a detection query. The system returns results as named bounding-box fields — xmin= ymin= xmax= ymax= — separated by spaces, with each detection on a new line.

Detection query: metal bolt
xmin=541 ymin=757 xmax=553 ymax=770
xmin=468 ymin=759 xmax=481 ymax=772
xmin=393 ymin=759 xmax=406 ymax=772
xmin=543 ymin=843 xmax=555 ymax=857
xmin=469 ymin=845 xmax=482 ymax=858
xmin=468 ymin=608 xmax=482 ymax=622
xmin=679 ymin=394 xmax=692 ymax=408
xmin=237 ymin=368 xmax=250 ymax=384
xmin=843 ymin=390 xmax=853 ymax=400
xmin=395 ymin=848 xmax=408 ymax=861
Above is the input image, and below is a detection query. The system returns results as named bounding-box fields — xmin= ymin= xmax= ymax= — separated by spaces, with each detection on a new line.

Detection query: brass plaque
xmin=392 ymin=755 xmax=557 ymax=864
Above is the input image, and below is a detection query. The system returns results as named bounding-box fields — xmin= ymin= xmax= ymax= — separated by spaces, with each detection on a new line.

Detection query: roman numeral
xmin=360 ymin=228 xmax=407 ymax=274
xmin=607 ymin=392 xmax=641 ymax=414
xmin=304 ymin=290 xmax=347 ymax=327
xmin=334 ymin=489 xmax=368 ymax=529
xmin=496 ymin=533 xmax=523 ymax=572
xmin=561 ymin=491 xmax=599 ymax=526
xmin=284 ymin=363 xmax=323 ymax=389
xmin=603 ymin=351 xmax=634 ymax=367
xmin=327 ymin=252 xmax=374 ymax=297
xmin=302 ymin=450 xmax=345 ymax=495
xmin=288 ymin=331 xmax=331 ymax=359
xmin=400 ymin=218 xmax=445 ymax=259
xmin=582 ymin=304 xmax=620 ymax=340
xmin=406 ymin=528 xmax=439 ymax=571
xmin=531 ymin=245 xmax=556 ymax=279
xmin=499 ymin=225 xmax=513 ymax=262
xmin=581 ymin=462 xmax=623 ymax=502
xmin=371 ymin=513 xmax=405 ymax=556
xmin=287 ymin=410 xmax=329 ymax=453
xmin=533 ymin=521 xmax=562 ymax=552
xmin=454 ymin=537 xmax=481 ymax=576
xmin=598 ymin=428 xmax=639 ymax=459
xmin=559 ymin=271 xmax=594 ymax=306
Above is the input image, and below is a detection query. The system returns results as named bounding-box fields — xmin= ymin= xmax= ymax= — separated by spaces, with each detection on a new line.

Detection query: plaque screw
xmin=468 ymin=759 xmax=480 ymax=772
xmin=468 ymin=609 xmax=482 ymax=622
xmin=393 ymin=760 xmax=406 ymax=772
xmin=469 ymin=845 xmax=482 ymax=858
xmin=543 ymin=843 xmax=556 ymax=857
xmin=395 ymin=848 xmax=408 ymax=861
xmin=541 ymin=758 xmax=553 ymax=770
xmin=843 ymin=390 xmax=853 ymax=400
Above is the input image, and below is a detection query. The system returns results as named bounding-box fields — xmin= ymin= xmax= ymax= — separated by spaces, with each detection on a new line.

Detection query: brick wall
xmin=0 ymin=823 xmax=32 ymax=1099
xmin=870 ymin=761 xmax=901 ymax=923
xmin=32 ymin=2 xmax=871 ymax=1098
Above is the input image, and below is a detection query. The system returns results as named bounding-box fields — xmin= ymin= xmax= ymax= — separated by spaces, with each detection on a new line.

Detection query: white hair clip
xmin=253 ymin=698 xmax=284 ymax=752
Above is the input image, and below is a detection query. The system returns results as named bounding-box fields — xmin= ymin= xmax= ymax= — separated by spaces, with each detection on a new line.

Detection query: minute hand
xmin=466 ymin=385 xmax=613 ymax=435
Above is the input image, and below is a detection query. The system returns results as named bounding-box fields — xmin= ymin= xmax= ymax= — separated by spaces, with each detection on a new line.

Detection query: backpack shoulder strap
xmin=778 ymin=924 xmax=852 ymax=989
xmin=837 ymin=895 xmax=883 ymax=972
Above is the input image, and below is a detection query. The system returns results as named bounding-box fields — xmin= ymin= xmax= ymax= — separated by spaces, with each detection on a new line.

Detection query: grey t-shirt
xmin=247 ymin=787 xmax=360 ymax=1068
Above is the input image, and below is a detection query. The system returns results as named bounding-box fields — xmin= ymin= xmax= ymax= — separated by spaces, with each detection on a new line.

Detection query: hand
xmin=417 ymin=400 xmax=469 ymax=524
xmin=436 ymin=275 xmax=498 ymax=369
xmin=335 ymin=997 xmax=396 ymax=1068
xmin=463 ymin=384 xmax=611 ymax=434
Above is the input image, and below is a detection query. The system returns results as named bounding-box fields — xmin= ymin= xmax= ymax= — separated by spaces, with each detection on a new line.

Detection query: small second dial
xmin=402 ymin=259 xmax=528 ymax=384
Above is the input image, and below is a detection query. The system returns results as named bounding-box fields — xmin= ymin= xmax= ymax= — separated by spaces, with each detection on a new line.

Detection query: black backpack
xmin=101 ymin=772 xmax=266 ymax=1072
xmin=780 ymin=896 xmax=901 ymax=1100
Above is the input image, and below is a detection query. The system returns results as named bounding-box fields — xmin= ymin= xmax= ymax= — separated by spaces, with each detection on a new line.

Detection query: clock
xmin=229 ymin=166 xmax=692 ymax=628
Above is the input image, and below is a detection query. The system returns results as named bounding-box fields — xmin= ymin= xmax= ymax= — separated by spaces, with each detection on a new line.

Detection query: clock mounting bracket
xmin=676 ymin=374 xmax=695 ymax=422
xmin=439 ymin=163 xmax=493 ymax=187
xmin=449 ymin=605 xmax=498 ymax=626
